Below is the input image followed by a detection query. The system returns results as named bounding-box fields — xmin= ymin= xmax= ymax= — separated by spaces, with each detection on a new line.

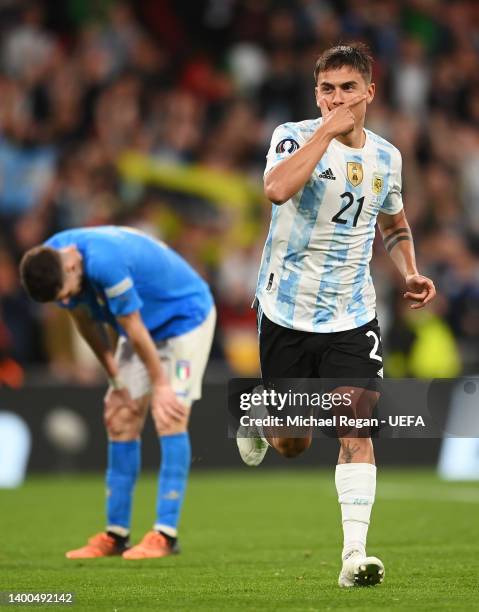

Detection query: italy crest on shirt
xmin=176 ymin=360 xmax=191 ymax=381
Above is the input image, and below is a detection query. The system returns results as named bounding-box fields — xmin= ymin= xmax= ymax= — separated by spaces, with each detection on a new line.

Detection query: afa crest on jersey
xmin=372 ymin=174 xmax=384 ymax=194
xmin=347 ymin=162 xmax=363 ymax=186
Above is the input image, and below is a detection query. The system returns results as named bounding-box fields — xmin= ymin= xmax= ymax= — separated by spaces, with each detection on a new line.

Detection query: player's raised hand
xmin=319 ymin=94 xmax=367 ymax=138
xmin=152 ymin=383 xmax=187 ymax=429
xmin=404 ymin=274 xmax=436 ymax=309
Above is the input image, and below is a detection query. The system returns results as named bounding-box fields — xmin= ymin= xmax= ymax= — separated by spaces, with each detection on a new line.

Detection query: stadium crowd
xmin=0 ymin=0 xmax=478 ymax=384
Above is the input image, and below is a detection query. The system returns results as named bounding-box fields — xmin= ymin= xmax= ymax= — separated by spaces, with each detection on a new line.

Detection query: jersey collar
xmin=330 ymin=129 xmax=370 ymax=153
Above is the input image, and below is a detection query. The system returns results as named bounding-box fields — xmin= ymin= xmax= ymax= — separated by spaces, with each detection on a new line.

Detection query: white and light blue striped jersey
xmin=256 ymin=118 xmax=403 ymax=333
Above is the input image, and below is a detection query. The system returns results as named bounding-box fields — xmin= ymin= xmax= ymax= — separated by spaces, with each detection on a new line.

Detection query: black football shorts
xmin=258 ymin=311 xmax=384 ymax=385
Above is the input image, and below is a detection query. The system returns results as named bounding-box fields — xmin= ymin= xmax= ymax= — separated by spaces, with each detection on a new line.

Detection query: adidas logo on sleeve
xmin=318 ymin=168 xmax=336 ymax=180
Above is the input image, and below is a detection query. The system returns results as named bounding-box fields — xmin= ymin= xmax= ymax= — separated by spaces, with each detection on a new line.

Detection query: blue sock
xmin=155 ymin=432 xmax=191 ymax=537
xmin=106 ymin=440 xmax=141 ymax=534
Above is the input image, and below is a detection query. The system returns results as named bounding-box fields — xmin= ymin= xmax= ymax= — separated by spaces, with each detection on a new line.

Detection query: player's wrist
xmin=108 ymin=375 xmax=125 ymax=390
xmin=316 ymin=123 xmax=336 ymax=142
xmin=153 ymin=380 xmax=170 ymax=390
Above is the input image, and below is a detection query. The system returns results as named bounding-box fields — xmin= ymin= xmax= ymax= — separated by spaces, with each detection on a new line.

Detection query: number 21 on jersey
xmin=331 ymin=191 xmax=365 ymax=227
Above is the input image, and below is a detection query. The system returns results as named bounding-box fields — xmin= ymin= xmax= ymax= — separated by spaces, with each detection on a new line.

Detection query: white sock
xmin=155 ymin=524 xmax=177 ymax=538
xmin=335 ymin=463 xmax=376 ymax=560
xmin=107 ymin=525 xmax=130 ymax=538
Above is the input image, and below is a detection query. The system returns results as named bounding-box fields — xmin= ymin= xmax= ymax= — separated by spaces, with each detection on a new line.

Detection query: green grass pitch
xmin=1 ymin=469 xmax=478 ymax=611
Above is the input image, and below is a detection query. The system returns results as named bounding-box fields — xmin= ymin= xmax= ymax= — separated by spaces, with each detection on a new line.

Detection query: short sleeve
xmin=89 ymin=251 xmax=143 ymax=317
xmin=264 ymin=124 xmax=301 ymax=176
xmin=381 ymin=149 xmax=404 ymax=215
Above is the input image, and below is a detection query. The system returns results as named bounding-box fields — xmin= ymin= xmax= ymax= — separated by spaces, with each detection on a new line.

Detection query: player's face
xmin=56 ymin=247 xmax=83 ymax=305
xmin=315 ymin=66 xmax=375 ymax=124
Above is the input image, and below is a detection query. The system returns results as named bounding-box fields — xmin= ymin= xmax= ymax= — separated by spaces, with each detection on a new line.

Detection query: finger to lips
xmin=346 ymin=94 xmax=367 ymax=107
xmin=318 ymin=98 xmax=329 ymax=116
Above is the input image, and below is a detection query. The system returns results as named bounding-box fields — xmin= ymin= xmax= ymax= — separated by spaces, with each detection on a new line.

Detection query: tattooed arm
xmin=377 ymin=210 xmax=436 ymax=309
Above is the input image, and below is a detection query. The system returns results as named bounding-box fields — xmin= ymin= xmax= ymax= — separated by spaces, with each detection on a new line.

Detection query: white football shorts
xmin=114 ymin=306 xmax=216 ymax=405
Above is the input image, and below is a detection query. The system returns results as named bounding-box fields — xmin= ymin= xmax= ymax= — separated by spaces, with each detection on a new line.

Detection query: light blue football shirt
xmin=46 ymin=226 xmax=213 ymax=340
xmin=256 ymin=118 xmax=404 ymax=333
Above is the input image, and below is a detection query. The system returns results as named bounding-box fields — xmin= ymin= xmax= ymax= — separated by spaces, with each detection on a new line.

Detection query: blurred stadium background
xmin=0 ymin=0 xmax=478 ymax=469
xmin=1 ymin=1 xmax=479 ymax=609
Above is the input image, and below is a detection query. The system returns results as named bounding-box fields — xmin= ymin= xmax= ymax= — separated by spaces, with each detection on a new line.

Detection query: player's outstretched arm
xmin=378 ymin=210 xmax=436 ymax=309
xmin=264 ymin=94 xmax=366 ymax=204
xmin=117 ymin=311 xmax=187 ymax=428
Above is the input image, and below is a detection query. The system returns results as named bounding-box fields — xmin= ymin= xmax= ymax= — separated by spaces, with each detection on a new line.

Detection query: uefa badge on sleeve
xmin=275 ymin=138 xmax=299 ymax=154
xmin=176 ymin=360 xmax=191 ymax=381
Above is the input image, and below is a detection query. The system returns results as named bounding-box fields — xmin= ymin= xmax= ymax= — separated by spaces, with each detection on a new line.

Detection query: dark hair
xmin=314 ymin=43 xmax=373 ymax=84
xmin=19 ymin=246 xmax=64 ymax=302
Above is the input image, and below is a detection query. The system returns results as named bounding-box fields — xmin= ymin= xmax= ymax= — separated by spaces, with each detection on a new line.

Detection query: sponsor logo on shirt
xmin=318 ymin=168 xmax=336 ymax=180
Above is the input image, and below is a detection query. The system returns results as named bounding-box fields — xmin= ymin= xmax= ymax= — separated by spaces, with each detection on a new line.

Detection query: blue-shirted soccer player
xmin=238 ymin=44 xmax=436 ymax=587
xmin=20 ymin=226 xmax=215 ymax=559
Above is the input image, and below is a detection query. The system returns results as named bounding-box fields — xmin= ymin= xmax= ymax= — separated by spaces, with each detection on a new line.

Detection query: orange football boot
xmin=122 ymin=531 xmax=179 ymax=560
xmin=66 ymin=532 xmax=128 ymax=559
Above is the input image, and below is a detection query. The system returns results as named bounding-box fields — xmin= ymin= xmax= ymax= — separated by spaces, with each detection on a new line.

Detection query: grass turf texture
xmin=1 ymin=470 xmax=478 ymax=611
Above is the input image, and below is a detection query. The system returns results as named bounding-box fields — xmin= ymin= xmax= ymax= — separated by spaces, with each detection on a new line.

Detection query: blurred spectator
xmin=0 ymin=245 xmax=33 ymax=385
xmin=0 ymin=131 xmax=56 ymax=217
xmin=2 ymin=2 xmax=54 ymax=82
xmin=392 ymin=36 xmax=430 ymax=117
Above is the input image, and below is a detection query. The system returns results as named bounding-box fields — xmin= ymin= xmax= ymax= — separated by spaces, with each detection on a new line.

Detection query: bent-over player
xmin=21 ymin=226 xmax=215 ymax=559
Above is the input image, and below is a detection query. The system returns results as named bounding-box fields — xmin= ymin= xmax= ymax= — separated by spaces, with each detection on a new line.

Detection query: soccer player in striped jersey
xmin=237 ymin=44 xmax=436 ymax=587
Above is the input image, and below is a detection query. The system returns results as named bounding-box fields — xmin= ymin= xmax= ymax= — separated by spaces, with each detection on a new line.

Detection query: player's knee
xmin=104 ymin=403 xmax=141 ymax=439
xmin=152 ymin=412 xmax=189 ymax=437
xmin=151 ymin=398 xmax=191 ymax=436
xmin=276 ymin=437 xmax=311 ymax=458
